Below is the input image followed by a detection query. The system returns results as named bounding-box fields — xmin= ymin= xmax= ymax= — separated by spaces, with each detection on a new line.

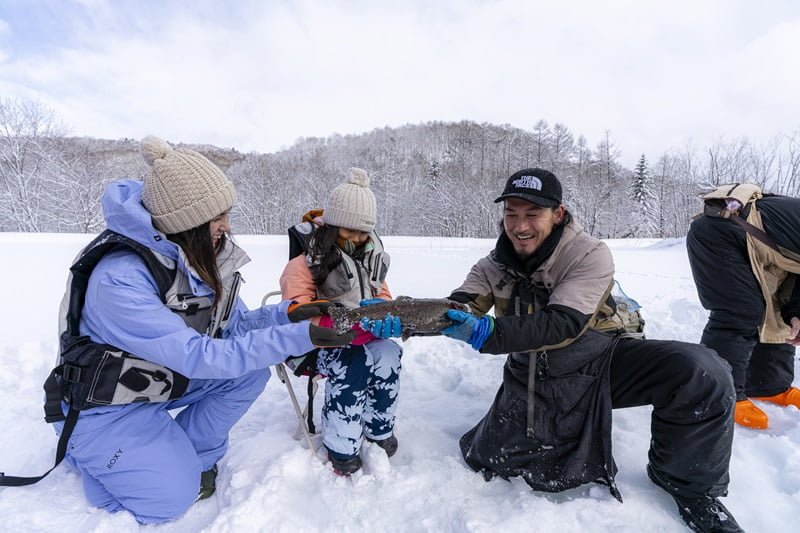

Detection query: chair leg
xmin=275 ymin=363 xmax=318 ymax=459
xmin=294 ymin=375 xmax=322 ymax=440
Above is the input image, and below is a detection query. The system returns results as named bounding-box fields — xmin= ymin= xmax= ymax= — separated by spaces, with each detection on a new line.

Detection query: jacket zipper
xmin=356 ymin=262 xmax=367 ymax=300
xmin=209 ymin=272 xmax=242 ymax=338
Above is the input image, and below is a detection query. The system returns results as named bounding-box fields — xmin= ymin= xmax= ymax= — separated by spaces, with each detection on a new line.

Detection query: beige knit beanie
xmin=324 ymin=168 xmax=377 ymax=232
xmin=140 ymin=136 xmax=237 ymax=234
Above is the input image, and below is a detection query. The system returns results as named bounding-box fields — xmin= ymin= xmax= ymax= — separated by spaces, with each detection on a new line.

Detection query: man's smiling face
xmin=502 ymin=197 xmax=565 ymax=258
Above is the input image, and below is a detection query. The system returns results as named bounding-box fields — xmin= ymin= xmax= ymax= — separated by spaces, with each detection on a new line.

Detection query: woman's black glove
xmin=287 ymin=300 xmax=343 ymax=322
xmin=309 ymin=324 xmax=356 ymax=347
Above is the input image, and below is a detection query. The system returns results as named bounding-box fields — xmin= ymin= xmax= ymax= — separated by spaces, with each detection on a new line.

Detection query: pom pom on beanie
xmin=140 ymin=135 xmax=173 ymax=167
xmin=347 ymin=167 xmax=370 ymax=188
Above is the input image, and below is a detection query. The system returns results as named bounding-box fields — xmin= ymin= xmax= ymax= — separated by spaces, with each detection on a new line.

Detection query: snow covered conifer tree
xmin=630 ymin=154 xmax=659 ymax=237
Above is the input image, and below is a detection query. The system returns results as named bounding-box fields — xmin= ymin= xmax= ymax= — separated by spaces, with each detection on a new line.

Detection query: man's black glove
xmin=309 ymin=324 xmax=356 ymax=347
xmin=287 ymin=301 xmax=343 ymax=322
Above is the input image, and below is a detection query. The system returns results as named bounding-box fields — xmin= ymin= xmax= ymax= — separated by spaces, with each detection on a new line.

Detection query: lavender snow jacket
xmin=74 ymin=180 xmax=315 ymax=384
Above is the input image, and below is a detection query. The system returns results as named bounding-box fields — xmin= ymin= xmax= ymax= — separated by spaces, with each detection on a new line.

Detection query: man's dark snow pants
xmin=611 ymin=337 xmax=735 ymax=498
xmin=687 ymin=213 xmax=795 ymax=399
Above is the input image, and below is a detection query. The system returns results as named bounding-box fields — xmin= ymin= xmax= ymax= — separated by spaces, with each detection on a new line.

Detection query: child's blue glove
xmin=441 ymin=309 xmax=494 ymax=350
xmin=359 ymin=298 xmax=386 ymax=306
xmin=360 ymin=315 xmax=402 ymax=338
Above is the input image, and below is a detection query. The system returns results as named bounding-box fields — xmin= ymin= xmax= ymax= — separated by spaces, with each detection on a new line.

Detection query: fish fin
xmin=395 ymin=295 xmax=413 ymax=302
xmin=457 ymin=302 xmax=471 ymax=313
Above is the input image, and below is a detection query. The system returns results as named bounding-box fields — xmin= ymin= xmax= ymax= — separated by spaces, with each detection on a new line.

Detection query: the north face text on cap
xmin=512 ymin=175 xmax=543 ymax=191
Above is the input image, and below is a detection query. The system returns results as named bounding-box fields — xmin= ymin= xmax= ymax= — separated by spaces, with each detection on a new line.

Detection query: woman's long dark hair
xmin=308 ymin=224 xmax=343 ymax=286
xmin=168 ymin=222 xmax=224 ymax=304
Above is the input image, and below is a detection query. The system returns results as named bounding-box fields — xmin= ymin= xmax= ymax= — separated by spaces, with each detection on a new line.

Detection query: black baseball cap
xmin=494 ymin=168 xmax=562 ymax=207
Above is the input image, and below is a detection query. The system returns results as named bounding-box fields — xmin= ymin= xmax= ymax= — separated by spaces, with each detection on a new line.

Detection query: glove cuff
xmin=468 ymin=316 xmax=494 ymax=351
xmin=467 ymin=316 xmax=494 ymax=351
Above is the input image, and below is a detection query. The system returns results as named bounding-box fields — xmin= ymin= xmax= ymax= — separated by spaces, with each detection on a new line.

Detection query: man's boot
xmin=670 ymin=493 xmax=744 ymax=532
xmin=647 ymin=465 xmax=743 ymax=532
xmin=753 ymin=386 xmax=800 ymax=409
xmin=734 ymin=399 xmax=768 ymax=429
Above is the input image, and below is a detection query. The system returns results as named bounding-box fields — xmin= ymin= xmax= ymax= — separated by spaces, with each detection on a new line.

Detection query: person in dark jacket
xmin=687 ymin=183 xmax=800 ymax=430
xmin=437 ymin=168 xmax=742 ymax=533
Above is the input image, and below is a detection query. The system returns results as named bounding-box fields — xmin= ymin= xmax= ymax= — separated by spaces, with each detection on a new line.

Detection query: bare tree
xmin=705 ymin=137 xmax=750 ymax=186
xmin=770 ymin=130 xmax=800 ymax=196
xmin=550 ymin=123 xmax=575 ymax=175
xmin=532 ymin=119 xmax=551 ymax=166
xmin=0 ymin=99 xmax=66 ymax=232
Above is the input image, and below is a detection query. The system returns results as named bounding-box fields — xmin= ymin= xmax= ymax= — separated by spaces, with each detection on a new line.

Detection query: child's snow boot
xmin=328 ymin=451 xmax=362 ymax=476
xmin=753 ymin=386 xmax=800 ymax=409
xmin=734 ymin=399 xmax=768 ymax=429
xmin=367 ymin=435 xmax=398 ymax=458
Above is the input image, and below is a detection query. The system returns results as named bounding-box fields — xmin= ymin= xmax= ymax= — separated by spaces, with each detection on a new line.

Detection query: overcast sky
xmin=1 ymin=0 xmax=798 ymax=167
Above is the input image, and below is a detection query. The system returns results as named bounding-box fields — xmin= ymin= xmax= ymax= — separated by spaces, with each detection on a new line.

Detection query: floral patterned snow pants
xmin=316 ymin=338 xmax=403 ymax=459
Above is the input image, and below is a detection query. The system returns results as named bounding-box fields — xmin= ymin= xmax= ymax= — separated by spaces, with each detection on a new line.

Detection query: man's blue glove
xmin=359 ymin=298 xmax=386 ymax=306
xmin=441 ymin=309 xmax=494 ymax=350
xmin=360 ymin=315 xmax=402 ymax=338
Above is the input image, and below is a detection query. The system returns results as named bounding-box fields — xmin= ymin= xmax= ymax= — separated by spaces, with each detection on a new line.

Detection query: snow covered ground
xmin=0 ymin=233 xmax=798 ymax=532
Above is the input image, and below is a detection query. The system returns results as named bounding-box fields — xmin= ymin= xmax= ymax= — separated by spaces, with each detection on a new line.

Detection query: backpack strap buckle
xmin=703 ymin=203 xmax=730 ymax=219
xmin=62 ymin=364 xmax=82 ymax=383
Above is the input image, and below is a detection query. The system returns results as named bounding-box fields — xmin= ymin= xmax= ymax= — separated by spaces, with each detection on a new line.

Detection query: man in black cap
xmin=439 ymin=168 xmax=743 ymax=532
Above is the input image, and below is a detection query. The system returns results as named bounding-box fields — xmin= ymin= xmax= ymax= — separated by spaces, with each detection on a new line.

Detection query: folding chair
xmin=262 ymin=290 xmax=324 ymax=458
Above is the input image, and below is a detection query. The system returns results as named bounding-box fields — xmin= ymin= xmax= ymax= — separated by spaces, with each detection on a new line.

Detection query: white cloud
xmin=0 ymin=0 xmax=798 ymax=166
xmin=0 ymin=16 xmax=9 ymax=63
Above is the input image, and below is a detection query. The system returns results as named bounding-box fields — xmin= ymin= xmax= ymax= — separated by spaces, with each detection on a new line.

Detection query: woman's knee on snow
xmin=119 ymin=463 xmax=201 ymax=524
